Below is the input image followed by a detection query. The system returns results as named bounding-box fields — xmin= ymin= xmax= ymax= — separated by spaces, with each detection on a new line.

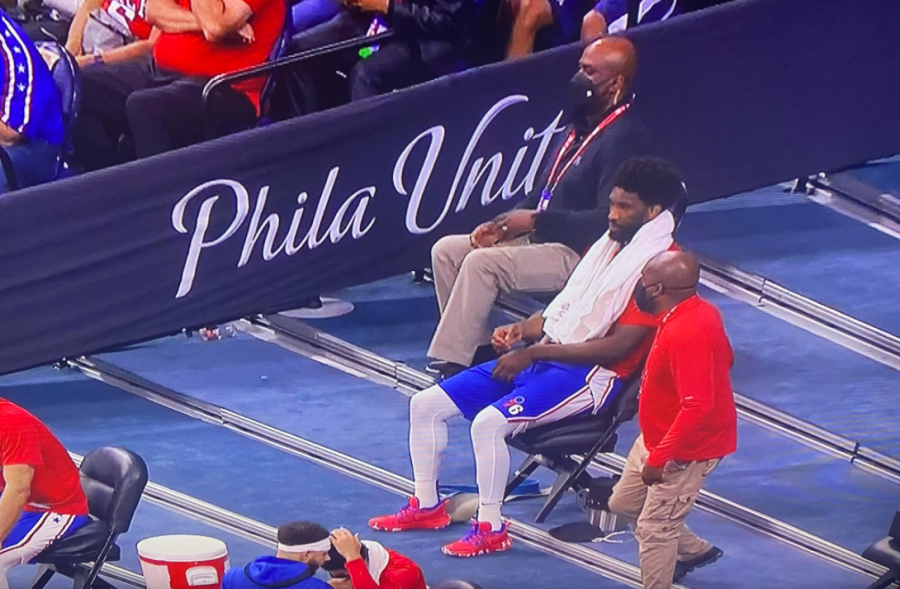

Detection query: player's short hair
xmin=613 ymin=157 xmax=684 ymax=209
xmin=277 ymin=521 xmax=329 ymax=547
xmin=322 ymin=543 xmax=369 ymax=571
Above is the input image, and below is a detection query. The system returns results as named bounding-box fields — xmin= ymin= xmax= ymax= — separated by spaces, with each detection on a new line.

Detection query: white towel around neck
xmin=542 ymin=210 xmax=675 ymax=345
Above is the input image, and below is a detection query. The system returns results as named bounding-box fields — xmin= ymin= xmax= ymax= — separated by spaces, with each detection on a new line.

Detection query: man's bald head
xmin=636 ymin=251 xmax=700 ymax=315
xmin=643 ymin=251 xmax=700 ymax=290
xmin=580 ymin=36 xmax=637 ymax=95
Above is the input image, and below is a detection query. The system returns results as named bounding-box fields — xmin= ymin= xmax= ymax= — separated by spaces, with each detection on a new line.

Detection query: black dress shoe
xmin=673 ymin=546 xmax=723 ymax=581
xmin=425 ymin=361 xmax=467 ymax=380
xmin=301 ymin=295 xmax=323 ymax=309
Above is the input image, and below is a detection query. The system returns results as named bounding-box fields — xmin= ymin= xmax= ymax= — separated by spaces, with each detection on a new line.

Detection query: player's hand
xmin=492 ymin=348 xmax=534 ymax=383
xmin=641 ymin=464 xmax=665 ymax=486
xmin=495 ymin=210 xmax=536 ymax=242
xmin=345 ymin=0 xmax=388 ymax=12
xmin=491 ymin=323 xmax=523 ymax=354
xmin=330 ymin=528 xmax=363 ymax=562
xmin=236 ymin=22 xmax=255 ymax=43
xmin=470 ymin=222 xmax=503 ymax=248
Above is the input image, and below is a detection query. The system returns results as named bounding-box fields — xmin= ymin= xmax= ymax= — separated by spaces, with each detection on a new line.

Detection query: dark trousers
xmin=289 ymin=9 xmax=461 ymax=113
xmin=73 ymin=56 xmax=257 ymax=171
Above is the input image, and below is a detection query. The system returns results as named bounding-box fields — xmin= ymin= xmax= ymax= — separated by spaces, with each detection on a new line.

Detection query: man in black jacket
xmin=427 ymin=36 xmax=652 ymax=378
xmin=288 ymin=0 xmax=471 ymax=110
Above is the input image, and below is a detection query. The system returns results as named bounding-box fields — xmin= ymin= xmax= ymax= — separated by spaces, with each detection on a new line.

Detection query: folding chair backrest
xmin=258 ymin=8 xmax=293 ymax=121
xmin=890 ymin=509 xmax=900 ymax=540
xmin=79 ymin=447 xmax=148 ymax=534
xmin=612 ymin=369 xmax=643 ymax=425
xmin=34 ymin=41 xmax=80 ymax=146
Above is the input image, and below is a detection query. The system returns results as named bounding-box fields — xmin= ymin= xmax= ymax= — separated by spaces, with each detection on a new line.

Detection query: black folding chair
xmin=861 ymin=509 xmax=900 ymax=589
xmin=503 ymin=370 xmax=642 ymax=523
xmin=30 ymin=447 xmax=148 ymax=589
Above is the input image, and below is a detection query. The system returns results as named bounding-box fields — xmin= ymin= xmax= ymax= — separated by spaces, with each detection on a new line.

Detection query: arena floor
xmin=4 ymin=161 xmax=900 ymax=589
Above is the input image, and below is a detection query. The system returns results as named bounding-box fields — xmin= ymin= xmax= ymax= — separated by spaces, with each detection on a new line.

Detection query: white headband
xmin=277 ymin=539 xmax=331 ymax=554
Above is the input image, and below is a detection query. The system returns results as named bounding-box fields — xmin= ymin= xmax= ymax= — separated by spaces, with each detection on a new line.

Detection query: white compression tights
xmin=409 ymin=385 xmax=516 ymax=531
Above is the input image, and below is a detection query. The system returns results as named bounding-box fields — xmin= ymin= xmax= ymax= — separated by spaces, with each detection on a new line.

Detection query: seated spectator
xmin=369 ymin=158 xmax=684 ymax=558
xmin=64 ymin=0 xmax=157 ymax=68
xmin=426 ymin=37 xmax=650 ymax=378
xmin=505 ymin=0 xmax=592 ymax=59
xmin=325 ymin=528 xmax=426 ymax=589
xmin=582 ymin=0 xmax=733 ymax=44
xmin=0 ymin=398 xmax=90 ymax=588
xmin=0 ymin=10 xmax=65 ymax=192
xmin=72 ymin=0 xmax=285 ymax=170
xmin=223 ymin=521 xmax=332 ymax=589
xmin=287 ymin=0 xmax=472 ymax=114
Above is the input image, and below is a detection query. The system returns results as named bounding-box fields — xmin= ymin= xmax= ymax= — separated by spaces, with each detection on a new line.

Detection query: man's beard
xmin=609 ymin=226 xmax=639 ymax=243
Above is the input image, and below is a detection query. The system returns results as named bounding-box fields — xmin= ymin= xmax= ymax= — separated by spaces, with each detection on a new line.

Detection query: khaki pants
xmin=608 ymin=436 xmax=719 ymax=589
xmin=427 ymin=234 xmax=581 ymax=366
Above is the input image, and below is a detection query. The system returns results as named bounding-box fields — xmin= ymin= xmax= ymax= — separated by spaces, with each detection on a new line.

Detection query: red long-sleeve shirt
xmin=344 ymin=550 xmax=426 ymax=589
xmin=638 ymin=296 xmax=737 ymax=469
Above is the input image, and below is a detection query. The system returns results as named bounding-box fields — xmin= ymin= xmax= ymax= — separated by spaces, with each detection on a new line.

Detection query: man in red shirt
xmin=0 ymin=399 xmax=89 ymax=589
xmin=72 ymin=0 xmax=285 ymax=170
xmin=608 ymin=251 xmax=737 ymax=589
xmin=369 ymin=158 xmax=684 ymax=558
xmin=325 ymin=528 xmax=426 ymax=589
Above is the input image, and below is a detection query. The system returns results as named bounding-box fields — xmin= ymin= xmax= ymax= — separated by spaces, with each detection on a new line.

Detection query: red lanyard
xmin=538 ymin=103 xmax=631 ymax=212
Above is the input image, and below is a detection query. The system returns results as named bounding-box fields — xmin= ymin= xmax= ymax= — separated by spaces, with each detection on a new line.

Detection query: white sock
xmin=471 ymin=406 xmax=516 ymax=531
xmin=409 ymin=385 xmax=461 ymax=509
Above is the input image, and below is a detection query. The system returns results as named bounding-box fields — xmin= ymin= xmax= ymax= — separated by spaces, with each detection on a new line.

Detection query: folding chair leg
xmin=28 ymin=566 xmax=54 ymax=589
xmin=863 ymin=570 xmax=898 ymax=589
xmin=504 ymin=455 xmax=540 ymax=499
xmin=534 ymin=469 xmax=578 ymax=523
xmin=90 ymin=575 xmax=119 ymax=589
xmin=534 ymin=425 xmax=620 ymax=523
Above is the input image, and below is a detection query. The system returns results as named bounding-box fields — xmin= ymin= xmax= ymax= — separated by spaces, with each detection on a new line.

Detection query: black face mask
xmin=567 ymin=71 xmax=596 ymax=129
xmin=633 ymin=281 xmax=656 ymax=315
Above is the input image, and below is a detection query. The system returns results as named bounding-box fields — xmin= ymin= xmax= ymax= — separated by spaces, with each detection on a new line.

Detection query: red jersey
xmin=102 ymin=0 xmax=152 ymax=40
xmin=344 ymin=549 xmax=426 ymax=589
xmin=606 ymin=298 xmax=658 ymax=378
xmin=152 ymin=0 xmax=285 ymax=111
xmin=602 ymin=242 xmax=680 ymax=378
xmin=638 ymin=296 xmax=738 ymax=469
xmin=0 ymin=400 xmax=88 ymax=515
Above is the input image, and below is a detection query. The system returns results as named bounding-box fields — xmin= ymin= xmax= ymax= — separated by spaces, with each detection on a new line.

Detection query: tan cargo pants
xmin=608 ymin=435 xmax=720 ymax=589
xmin=427 ymin=234 xmax=581 ymax=366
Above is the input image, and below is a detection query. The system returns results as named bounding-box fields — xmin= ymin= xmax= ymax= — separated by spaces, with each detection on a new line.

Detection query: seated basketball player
xmin=369 ymin=158 xmax=684 ymax=557
xmin=0 ymin=399 xmax=90 ymax=589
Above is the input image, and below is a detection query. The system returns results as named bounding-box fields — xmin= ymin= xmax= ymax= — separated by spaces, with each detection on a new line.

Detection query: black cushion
xmin=863 ymin=538 xmax=900 ymax=571
xmin=35 ymin=518 xmax=120 ymax=564
xmin=509 ymin=414 xmax=616 ymax=455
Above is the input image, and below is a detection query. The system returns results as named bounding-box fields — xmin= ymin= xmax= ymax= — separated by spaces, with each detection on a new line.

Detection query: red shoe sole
xmin=369 ymin=519 xmax=452 ymax=532
xmin=441 ymin=538 xmax=512 ymax=557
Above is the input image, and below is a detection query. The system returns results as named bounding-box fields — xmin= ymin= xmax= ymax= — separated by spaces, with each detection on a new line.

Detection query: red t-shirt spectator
xmin=152 ymin=0 xmax=285 ymax=111
xmin=102 ymin=0 xmax=153 ymax=39
xmin=344 ymin=549 xmax=426 ymax=589
xmin=638 ymin=295 xmax=738 ymax=469
xmin=0 ymin=400 xmax=88 ymax=515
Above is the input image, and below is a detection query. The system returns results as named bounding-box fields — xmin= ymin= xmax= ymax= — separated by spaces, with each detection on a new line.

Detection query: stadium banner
xmin=0 ymin=0 xmax=898 ymax=375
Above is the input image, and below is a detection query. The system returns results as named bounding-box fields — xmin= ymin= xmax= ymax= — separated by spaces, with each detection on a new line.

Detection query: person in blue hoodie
xmin=223 ymin=521 xmax=333 ymax=589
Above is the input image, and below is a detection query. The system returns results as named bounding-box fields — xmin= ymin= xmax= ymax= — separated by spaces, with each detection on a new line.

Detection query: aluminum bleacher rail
xmin=238 ymin=314 xmax=891 ymax=579
xmin=67 ymin=355 xmax=670 ymax=589
xmin=201 ymin=31 xmax=397 ymax=106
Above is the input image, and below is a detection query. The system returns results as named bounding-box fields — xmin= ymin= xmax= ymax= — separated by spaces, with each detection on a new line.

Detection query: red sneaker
xmin=368 ymin=497 xmax=451 ymax=532
xmin=441 ymin=521 xmax=512 ymax=557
